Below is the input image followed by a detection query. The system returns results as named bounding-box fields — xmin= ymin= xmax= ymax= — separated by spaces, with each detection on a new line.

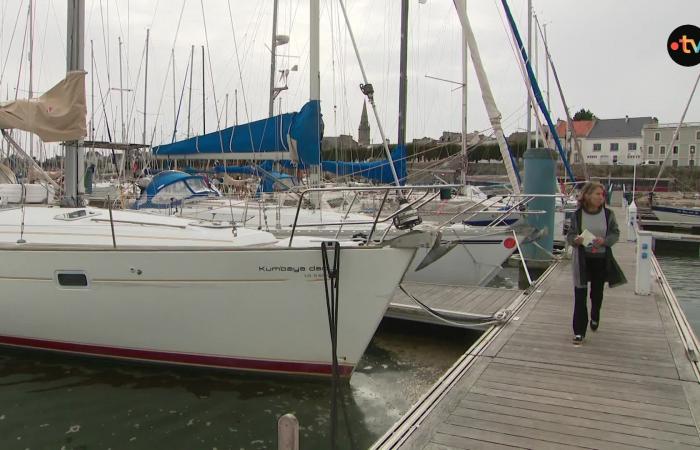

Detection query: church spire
xmin=358 ymin=101 xmax=370 ymax=146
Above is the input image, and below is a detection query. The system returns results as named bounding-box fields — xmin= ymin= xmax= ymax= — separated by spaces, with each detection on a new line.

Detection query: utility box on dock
xmin=635 ymin=230 xmax=652 ymax=295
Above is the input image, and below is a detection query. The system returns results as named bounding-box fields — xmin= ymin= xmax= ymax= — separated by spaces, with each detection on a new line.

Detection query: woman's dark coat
xmin=566 ymin=207 xmax=627 ymax=289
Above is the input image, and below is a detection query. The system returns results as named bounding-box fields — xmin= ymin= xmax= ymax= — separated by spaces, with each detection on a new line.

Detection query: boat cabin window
xmin=185 ymin=177 xmax=209 ymax=194
xmin=56 ymin=272 xmax=89 ymax=287
xmin=151 ymin=181 xmax=191 ymax=205
xmin=54 ymin=210 xmax=100 ymax=221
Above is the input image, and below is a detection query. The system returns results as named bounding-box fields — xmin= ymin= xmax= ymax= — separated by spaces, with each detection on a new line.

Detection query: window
xmin=691 ymin=145 xmax=696 ymax=154
xmin=660 ymin=146 xmax=666 ymax=155
xmin=696 ymin=130 xmax=700 ymax=140
xmin=628 ymin=143 xmax=637 ymax=151
xmin=691 ymin=160 xmax=696 ymax=167
xmin=612 ymin=155 xmax=618 ymax=164
xmin=648 ymin=145 xmax=654 ymax=155
xmin=593 ymin=143 xmax=601 ymax=151
xmin=654 ymin=132 xmax=661 ymax=142
xmin=610 ymin=143 xmax=619 ymax=151
xmin=56 ymin=272 xmax=89 ymax=287
xmin=672 ymin=160 xmax=678 ymax=167
xmin=673 ymin=145 xmax=679 ymax=154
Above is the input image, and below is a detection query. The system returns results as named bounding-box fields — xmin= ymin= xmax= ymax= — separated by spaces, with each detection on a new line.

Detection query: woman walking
xmin=566 ymin=181 xmax=627 ymax=345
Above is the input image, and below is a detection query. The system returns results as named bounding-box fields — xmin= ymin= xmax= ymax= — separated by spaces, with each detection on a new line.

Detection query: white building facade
xmin=582 ymin=116 xmax=656 ymax=166
xmin=642 ymin=122 xmax=700 ymax=167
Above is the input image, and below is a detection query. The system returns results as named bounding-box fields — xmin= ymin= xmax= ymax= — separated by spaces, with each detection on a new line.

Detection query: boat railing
xmin=435 ymin=193 xmax=562 ymax=230
xmin=288 ymin=185 xmax=459 ymax=247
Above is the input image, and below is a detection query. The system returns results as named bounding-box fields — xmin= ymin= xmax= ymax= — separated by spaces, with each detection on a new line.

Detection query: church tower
xmin=358 ymin=101 xmax=370 ymax=146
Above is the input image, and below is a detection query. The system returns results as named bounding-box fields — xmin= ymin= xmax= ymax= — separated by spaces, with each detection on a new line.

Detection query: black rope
xmin=321 ymin=241 xmax=340 ymax=450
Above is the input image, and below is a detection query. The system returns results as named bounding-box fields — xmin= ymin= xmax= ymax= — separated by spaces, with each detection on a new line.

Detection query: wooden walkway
xmin=374 ymin=234 xmax=700 ymax=449
xmin=387 ymin=283 xmax=523 ymax=329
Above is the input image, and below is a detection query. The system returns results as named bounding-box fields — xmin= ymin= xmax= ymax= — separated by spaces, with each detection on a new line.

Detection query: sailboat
xmin=0 ymin=2 xmax=441 ymax=378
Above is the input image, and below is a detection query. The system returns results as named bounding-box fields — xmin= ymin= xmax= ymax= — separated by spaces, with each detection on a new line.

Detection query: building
xmin=582 ymin=116 xmax=656 ymax=165
xmin=358 ymin=101 xmax=370 ymax=146
xmin=321 ymin=134 xmax=358 ymax=152
xmin=555 ymin=119 xmax=595 ymax=164
xmin=642 ymin=122 xmax=700 ymax=167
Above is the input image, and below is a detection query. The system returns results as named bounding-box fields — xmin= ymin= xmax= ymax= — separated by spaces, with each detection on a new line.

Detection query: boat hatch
xmin=54 ymin=210 xmax=101 ymax=221
xmin=55 ymin=271 xmax=89 ymax=288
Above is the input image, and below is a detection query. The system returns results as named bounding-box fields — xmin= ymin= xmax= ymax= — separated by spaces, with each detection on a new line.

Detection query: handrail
xmin=287 ymin=185 xmax=460 ymax=247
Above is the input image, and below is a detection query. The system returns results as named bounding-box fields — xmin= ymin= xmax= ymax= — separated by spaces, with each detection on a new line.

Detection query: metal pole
xmin=544 ymin=23 xmax=550 ymax=113
xmin=143 ymin=29 xmax=149 ymax=145
xmin=460 ymin=0 xmax=468 ymax=188
xmin=90 ymin=40 xmax=94 ymax=144
xmin=119 ymin=36 xmax=125 ymax=144
xmin=202 ymin=45 xmax=206 ymax=134
xmin=64 ymin=0 xmax=85 ymax=206
xmin=397 ymin=0 xmax=408 ymax=148
xmin=268 ymin=0 xmax=279 ymax=117
xmin=187 ymin=45 xmax=193 ymax=138
xmin=172 ymin=49 xmax=176 ymax=134
xmin=526 ymin=0 xmax=532 ymax=148
xmin=533 ymin=17 xmax=539 ymax=147
xmin=235 ymin=89 xmax=238 ymax=125
xmin=225 ymin=93 xmax=229 ymax=128
xmin=28 ymin=0 xmax=34 ymax=160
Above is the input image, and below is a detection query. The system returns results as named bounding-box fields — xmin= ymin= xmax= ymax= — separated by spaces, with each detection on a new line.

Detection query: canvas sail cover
xmin=0 ymin=71 xmax=87 ymax=142
xmin=321 ymin=145 xmax=407 ymax=185
xmin=153 ymin=100 xmax=322 ymax=168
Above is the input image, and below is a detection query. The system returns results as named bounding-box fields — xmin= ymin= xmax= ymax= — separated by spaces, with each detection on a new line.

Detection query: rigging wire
xmin=147 ymin=0 xmax=187 ymax=148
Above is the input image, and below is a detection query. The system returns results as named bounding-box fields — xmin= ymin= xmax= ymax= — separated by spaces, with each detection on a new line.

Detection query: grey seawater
xmin=655 ymin=250 xmax=700 ymax=336
xmin=0 ymin=318 xmax=479 ymax=449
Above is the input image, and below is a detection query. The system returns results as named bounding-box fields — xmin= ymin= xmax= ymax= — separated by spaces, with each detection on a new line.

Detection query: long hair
xmin=577 ymin=181 xmax=605 ymax=210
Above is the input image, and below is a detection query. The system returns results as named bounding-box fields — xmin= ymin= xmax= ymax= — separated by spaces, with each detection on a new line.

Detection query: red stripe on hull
xmin=0 ymin=334 xmax=353 ymax=377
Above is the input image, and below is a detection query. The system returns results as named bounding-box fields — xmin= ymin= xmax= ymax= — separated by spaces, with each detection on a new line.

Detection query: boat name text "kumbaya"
xmin=258 ymin=265 xmax=324 ymax=273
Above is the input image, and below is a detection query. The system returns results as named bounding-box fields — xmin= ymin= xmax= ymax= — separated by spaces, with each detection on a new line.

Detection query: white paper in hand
xmin=579 ymin=229 xmax=596 ymax=247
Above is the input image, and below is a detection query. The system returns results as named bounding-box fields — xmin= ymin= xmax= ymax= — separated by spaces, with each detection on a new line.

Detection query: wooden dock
xmin=387 ymin=283 xmax=524 ymax=329
xmin=374 ymin=231 xmax=700 ymax=449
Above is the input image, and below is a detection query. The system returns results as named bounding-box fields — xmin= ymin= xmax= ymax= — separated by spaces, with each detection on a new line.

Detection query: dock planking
xmin=387 ymin=282 xmax=523 ymax=327
xmin=374 ymin=225 xmax=700 ymax=449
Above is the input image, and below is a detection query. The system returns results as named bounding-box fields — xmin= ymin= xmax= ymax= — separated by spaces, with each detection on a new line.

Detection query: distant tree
xmin=573 ymin=108 xmax=597 ymax=121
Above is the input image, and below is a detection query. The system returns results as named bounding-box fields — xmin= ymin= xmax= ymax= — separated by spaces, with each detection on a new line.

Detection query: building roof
xmin=586 ymin=116 xmax=656 ymax=139
xmin=555 ymin=120 xmax=595 ymax=138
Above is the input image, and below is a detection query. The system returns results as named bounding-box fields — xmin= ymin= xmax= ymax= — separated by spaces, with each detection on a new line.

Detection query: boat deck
xmin=387 ymin=283 xmax=523 ymax=329
xmin=374 ymin=226 xmax=700 ymax=449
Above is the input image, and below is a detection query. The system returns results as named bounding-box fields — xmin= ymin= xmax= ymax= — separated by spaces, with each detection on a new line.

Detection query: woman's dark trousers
xmin=573 ymin=256 xmax=606 ymax=337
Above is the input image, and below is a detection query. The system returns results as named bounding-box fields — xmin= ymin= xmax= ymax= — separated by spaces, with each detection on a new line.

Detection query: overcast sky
xmin=1 ymin=0 xmax=699 ymax=151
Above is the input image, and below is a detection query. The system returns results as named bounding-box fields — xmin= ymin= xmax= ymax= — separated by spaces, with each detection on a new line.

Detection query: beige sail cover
xmin=0 ymin=71 xmax=86 ymax=142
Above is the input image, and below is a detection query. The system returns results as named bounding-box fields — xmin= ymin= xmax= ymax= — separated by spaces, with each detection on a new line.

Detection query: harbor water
xmin=0 ymin=318 xmax=481 ymax=449
xmin=655 ymin=249 xmax=700 ymax=337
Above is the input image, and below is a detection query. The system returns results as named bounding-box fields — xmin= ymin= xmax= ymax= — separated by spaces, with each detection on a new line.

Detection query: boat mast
xmin=201 ymin=45 xmax=205 ymax=134
xmin=64 ymin=0 xmax=85 ymax=206
xmin=525 ymin=0 xmax=532 ymax=149
xmin=143 ymin=28 xmax=149 ymax=145
xmin=460 ymin=0 xmax=468 ymax=188
xmin=397 ymin=0 xmax=408 ymax=150
xmin=28 ymin=0 xmax=34 ymax=160
xmin=268 ymin=0 xmax=279 ymax=117
xmin=187 ymin=45 xmax=193 ymax=138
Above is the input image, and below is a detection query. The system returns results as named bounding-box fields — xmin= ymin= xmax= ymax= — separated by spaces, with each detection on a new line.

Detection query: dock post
xmin=627 ymin=200 xmax=638 ymax=242
xmin=278 ymin=413 xmax=299 ymax=450
xmin=635 ymin=230 xmax=652 ymax=295
xmin=522 ymin=148 xmax=556 ymax=262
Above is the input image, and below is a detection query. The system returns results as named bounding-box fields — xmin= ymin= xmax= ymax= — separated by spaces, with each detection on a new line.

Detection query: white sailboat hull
xmin=652 ymin=206 xmax=700 ymax=225
xmin=0 ymin=207 xmax=418 ymax=377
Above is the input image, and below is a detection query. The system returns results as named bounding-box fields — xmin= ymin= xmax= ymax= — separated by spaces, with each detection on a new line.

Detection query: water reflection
xmin=0 ymin=318 xmax=479 ymax=449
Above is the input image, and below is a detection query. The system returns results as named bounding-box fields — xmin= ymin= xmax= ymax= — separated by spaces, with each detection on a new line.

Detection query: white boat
xmin=651 ymin=205 xmax=700 ymax=225
xmin=133 ymin=179 xmax=532 ymax=287
xmin=0 ymin=205 xmax=431 ymax=377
